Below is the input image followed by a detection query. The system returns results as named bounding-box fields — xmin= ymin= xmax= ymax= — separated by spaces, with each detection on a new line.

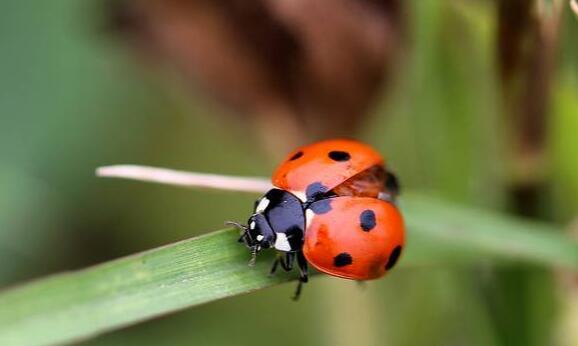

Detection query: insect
xmin=230 ymin=139 xmax=405 ymax=299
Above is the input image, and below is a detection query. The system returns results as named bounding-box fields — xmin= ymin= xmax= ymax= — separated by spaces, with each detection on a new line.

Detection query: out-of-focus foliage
xmin=0 ymin=0 xmax=577 ymax=346
xmin=106 ymin=0 xmax=405 ymax=151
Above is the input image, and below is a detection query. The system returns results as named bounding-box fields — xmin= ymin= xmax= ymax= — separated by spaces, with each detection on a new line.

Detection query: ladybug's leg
xmin=292 ymin=252 xmax=309 ymax=301
xmin=280 ymin=252 xmax=295 ymax=271
xmin=296 ymin=252 xmax=308 ymax=282
xmin=269 ymin=257 xmax=280 ymax=276
xmin=269 ymin=252 xmax=295 ymax=276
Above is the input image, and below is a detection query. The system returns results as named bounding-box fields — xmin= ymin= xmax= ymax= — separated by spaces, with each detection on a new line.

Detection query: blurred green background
xmin=1 ymin=1 xmax=578 ymax=345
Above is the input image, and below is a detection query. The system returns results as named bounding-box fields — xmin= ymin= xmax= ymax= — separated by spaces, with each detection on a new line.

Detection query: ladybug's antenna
xmin=225 ymin=221 xmax=247 ymax=233
xmin=225 ymin=221 xmax=251 ymax=245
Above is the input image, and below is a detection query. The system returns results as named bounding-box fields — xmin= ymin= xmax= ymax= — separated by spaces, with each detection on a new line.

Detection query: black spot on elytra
xmin=385 ymin=246 xmax=402 ymax=270
xmin=309 ymin=199 xmax=332 ymax=214
xmin=328 ymin=150 xmax=351 ymax=162
xmin=333 ymin=252 xmax=353 ymax=267
xmin=305 ymin=182 xmax=328 ymax=201
xmin=289 ymin=151 xmax=303 ymax=161
xmin=360 ymin=210 xmax=376 ymax=232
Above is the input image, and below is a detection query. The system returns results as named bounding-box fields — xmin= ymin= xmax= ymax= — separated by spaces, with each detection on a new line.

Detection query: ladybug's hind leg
xmin=292 ymin=252 xmax=309 ymax=301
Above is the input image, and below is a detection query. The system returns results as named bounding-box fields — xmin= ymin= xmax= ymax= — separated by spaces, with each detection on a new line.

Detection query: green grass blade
xmin=403 ymin=193 xmax=578 ymax=268
xmin=0 ymin=230 xmax=297 ymax=346
xmin=1 ymin=194 xmax=577 ymax=346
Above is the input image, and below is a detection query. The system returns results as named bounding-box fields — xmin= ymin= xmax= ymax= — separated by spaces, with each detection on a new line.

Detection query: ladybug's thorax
xmin=247 ymin=189 xmax=306 ymax=253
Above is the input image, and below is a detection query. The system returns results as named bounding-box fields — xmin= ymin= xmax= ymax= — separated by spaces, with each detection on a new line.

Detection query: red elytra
xmin=304 ymin=196 xmax=404 ymax=280
xmin=272 ymin=139 xmax=384 ymax=198
xmin=274 ymin=139 xmax=404 ymax=280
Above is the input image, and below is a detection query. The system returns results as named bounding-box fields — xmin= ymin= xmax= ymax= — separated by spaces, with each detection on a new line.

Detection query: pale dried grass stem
xmin=96 ymin=165 xmax=272 ymax=194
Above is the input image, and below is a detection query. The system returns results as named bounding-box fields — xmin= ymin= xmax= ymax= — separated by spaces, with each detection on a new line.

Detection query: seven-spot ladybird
xmin=232 ymin=139 xmax=405 ymax=299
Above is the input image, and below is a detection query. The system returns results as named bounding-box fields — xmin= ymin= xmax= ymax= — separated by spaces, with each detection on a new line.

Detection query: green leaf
xmin=1 ymin=193 xmax=577 ymax=346
xmin=402 ymin=193 xmax=578 ymax=268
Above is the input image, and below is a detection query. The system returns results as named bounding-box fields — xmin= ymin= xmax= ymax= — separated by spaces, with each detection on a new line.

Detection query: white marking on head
xmin=274 ymin=233 xmax=292 ymax=252
xmin=256 ymin=235 xmax=264 ymax=241
xmin=305 ymin=209 xmax=316 ymax=228
xmin=249 ymin=221 xmax=256 ymax=229
xmin=255 ymin=197 xmax=270 ymax=213
xmin=292 ymin=191 xmax=307 ymax=202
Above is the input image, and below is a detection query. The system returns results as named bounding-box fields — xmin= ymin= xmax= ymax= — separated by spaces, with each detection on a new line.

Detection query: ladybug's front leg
xmin=292 ymin=252 xmax=309 ymax=301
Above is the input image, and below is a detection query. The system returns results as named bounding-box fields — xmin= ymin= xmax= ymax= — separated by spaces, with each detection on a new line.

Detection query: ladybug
xmin=231 ymin=139 xmax=405 ymax=299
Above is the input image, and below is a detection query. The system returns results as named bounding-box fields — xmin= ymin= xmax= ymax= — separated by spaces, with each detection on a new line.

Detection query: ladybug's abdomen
xmin=303 ymin=197 xmax=404 ymax=280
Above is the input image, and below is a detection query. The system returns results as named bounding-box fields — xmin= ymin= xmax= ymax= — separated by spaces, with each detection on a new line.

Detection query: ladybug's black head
xmin=246 ymin=213 xmax=276 ymax=246
xmin=228 ymin=213 xmax=276 ymax=265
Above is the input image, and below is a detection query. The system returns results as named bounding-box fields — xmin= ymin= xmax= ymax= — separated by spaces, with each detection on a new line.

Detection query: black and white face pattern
xmin=247 ymin=189 xmax=306 ymax=253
